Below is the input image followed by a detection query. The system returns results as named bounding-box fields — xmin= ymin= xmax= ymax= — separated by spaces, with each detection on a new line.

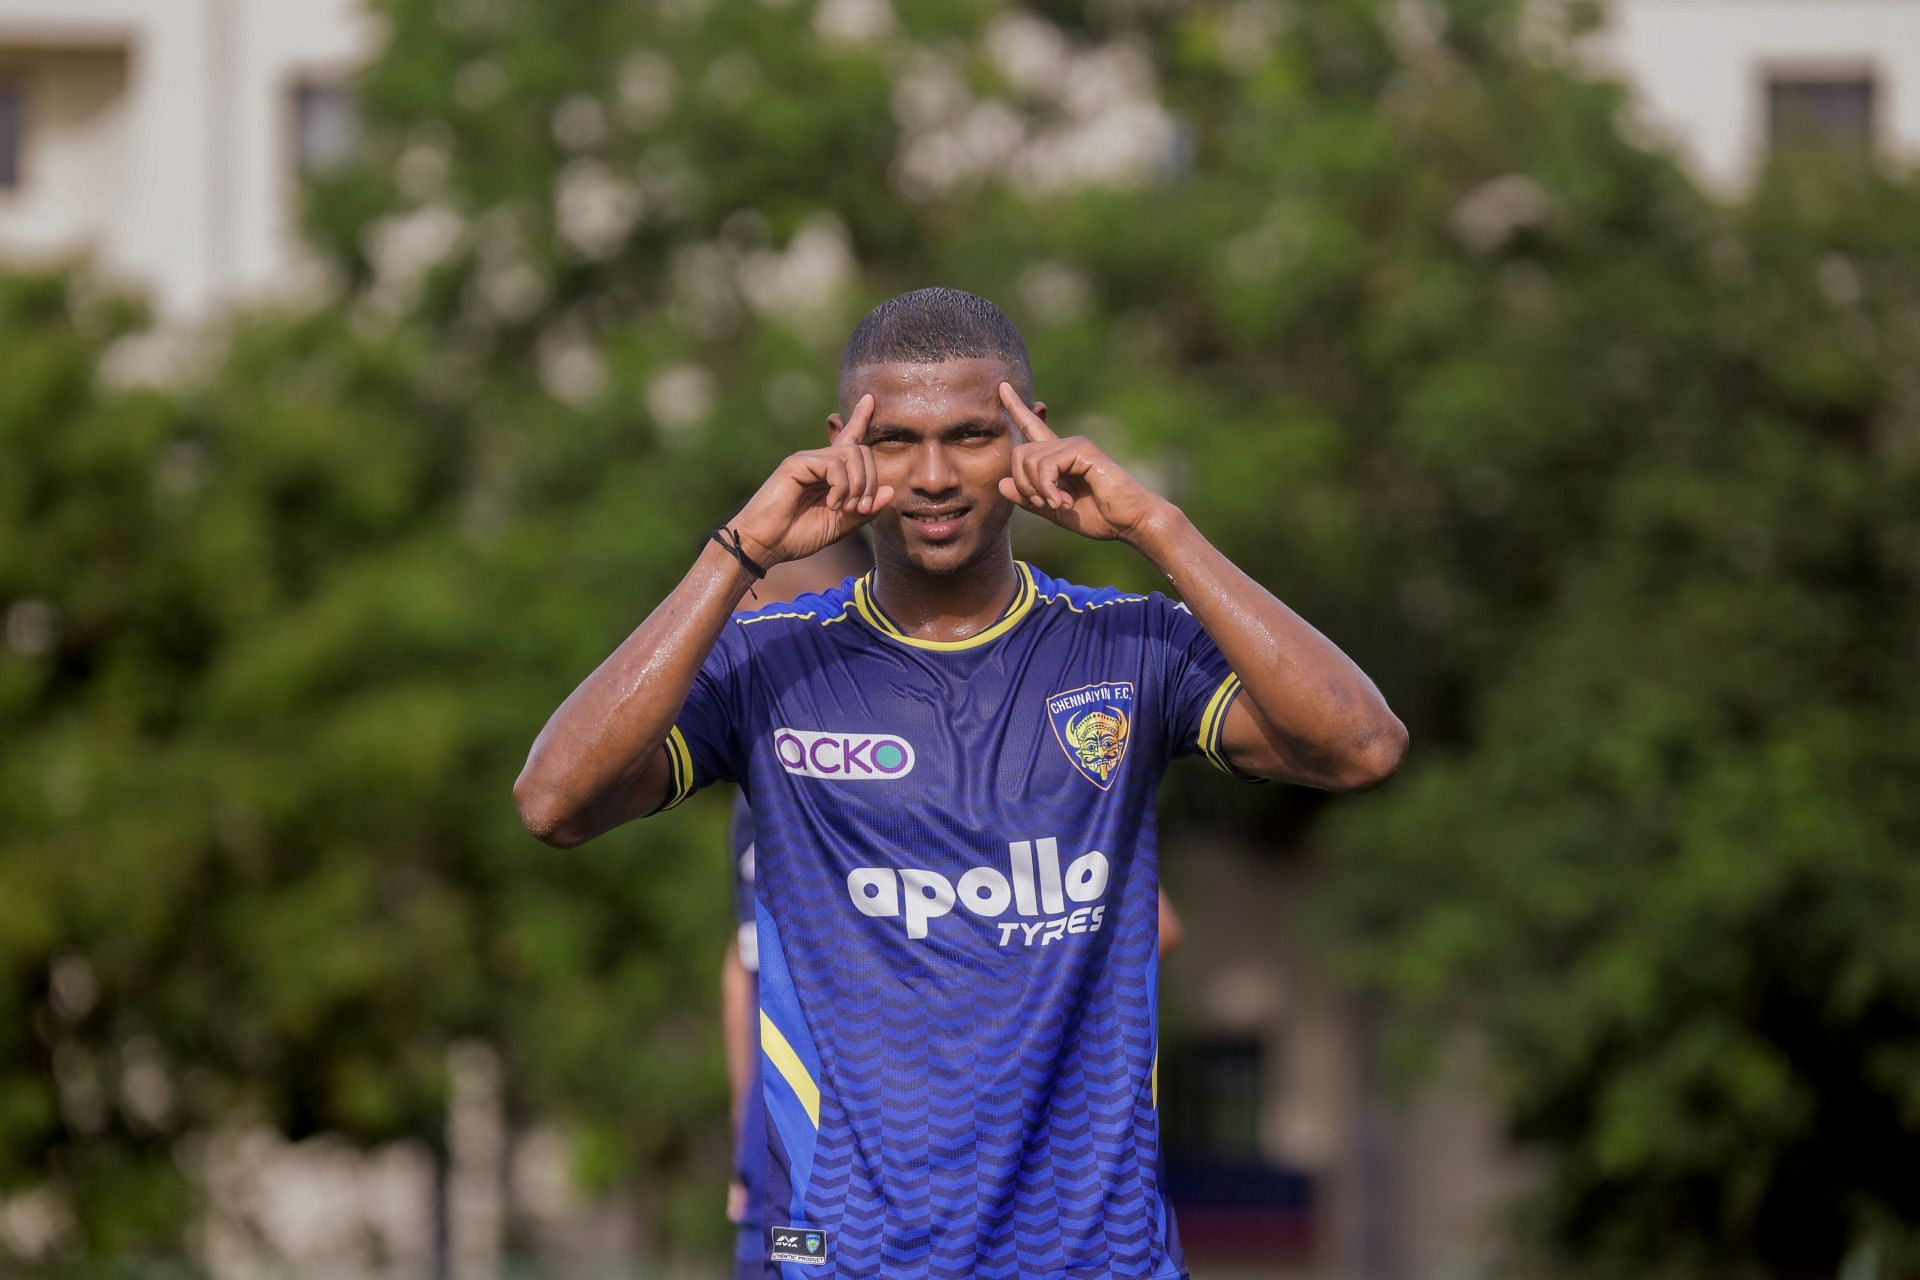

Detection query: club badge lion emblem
xmin=1046 ymin=681 xmax=1137 ymax=790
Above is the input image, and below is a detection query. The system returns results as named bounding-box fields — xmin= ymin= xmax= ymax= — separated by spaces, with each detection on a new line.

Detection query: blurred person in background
xmin=719 ymin=542 xmax=872 ymax=1280
xmin=518 ymin=287 xmax=1403 ymax=1278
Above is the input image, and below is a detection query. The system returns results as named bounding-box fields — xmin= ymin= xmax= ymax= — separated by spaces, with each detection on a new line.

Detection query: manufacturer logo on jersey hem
xmin=1047 ymin=681 xmax=1135 ymax=790
xmin=774 ymin=727 xmax=915 ymax=781
xmin=769 ymin=1225 xmax=829 ymax=1265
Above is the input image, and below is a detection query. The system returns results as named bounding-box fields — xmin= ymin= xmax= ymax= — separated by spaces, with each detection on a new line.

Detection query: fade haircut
xmin=839 ymin=287 xmax=1032 ymax=401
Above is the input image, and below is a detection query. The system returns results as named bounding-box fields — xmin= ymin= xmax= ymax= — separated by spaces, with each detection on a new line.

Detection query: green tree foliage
xmin=1325 ymin=153 xmax=1920 ymax=1276
xmin=5 ymin=0 xmax=1919 ymax=1272
xmin=0 ymin=284 xmax=733 ymax=1255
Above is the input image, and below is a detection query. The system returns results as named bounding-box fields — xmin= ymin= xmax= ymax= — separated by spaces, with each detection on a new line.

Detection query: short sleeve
xmin=657 ymin=620 xmax=752 ymax=811
xmin=1153 ymin=596 xmax=1264 ymax=783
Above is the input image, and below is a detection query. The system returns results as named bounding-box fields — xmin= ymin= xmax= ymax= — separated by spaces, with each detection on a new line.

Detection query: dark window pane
xmin=293 ymin=82 xmax=360 ymax=175
xmin=1163 ymin=1036 xmax=1264 ymax=1161
xmin=1769 ymin=76 xmax=1875 ymax=152
xmin=0 ymin=84 xmax=22 ymax=189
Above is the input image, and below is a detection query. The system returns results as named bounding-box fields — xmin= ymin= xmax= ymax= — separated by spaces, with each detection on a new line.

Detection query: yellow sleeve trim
xmin=760 ymin=1010 xmax=822 ymax=1129
xmin=1197 ymin=673 xmax=1243 ymax=777
xmin=658 ymin=726 xmax=695 ymax=812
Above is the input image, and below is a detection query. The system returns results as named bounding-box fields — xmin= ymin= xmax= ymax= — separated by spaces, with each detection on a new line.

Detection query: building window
xmin=1768 ymin=74 xmax=1875 ymax=153
xmin=292 ymin=81 xmax=361 ymax=175
xmin=1161 ymin=1034 xmax=1317 ymax=1260
xmin=0 ymin=82 xmax=23 ymax=190
xmin=1163 ymin=1035 xmax=1265 ymax=1161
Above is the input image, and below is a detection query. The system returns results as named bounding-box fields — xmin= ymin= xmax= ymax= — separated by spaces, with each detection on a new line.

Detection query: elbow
xmin=1331 ymin=713 xmax=1409 ymax=793
xmin=514 ymin=774 xmax=589 ymax=849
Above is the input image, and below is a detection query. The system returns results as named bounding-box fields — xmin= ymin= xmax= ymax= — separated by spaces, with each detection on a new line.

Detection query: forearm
xmin=1130 ymin=503 xmax=1406 ymax=790
xmin=721 ymin=942 xmax=752 ymax=1141
xmin=514 ymin=541 xmax=759 ymax=845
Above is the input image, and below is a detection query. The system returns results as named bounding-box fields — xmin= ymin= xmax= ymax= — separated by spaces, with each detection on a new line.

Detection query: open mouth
xmin=901 ymin=506 xmax=970 ymax=541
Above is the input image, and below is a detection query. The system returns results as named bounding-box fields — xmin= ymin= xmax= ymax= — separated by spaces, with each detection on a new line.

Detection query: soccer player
xmin=516 ymin=288 xmax=1405 ymax=1279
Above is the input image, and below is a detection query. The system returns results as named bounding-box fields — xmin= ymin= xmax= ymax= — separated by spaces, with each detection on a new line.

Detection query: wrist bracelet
xmin=709 ymin=526 xmax=768 ymax=594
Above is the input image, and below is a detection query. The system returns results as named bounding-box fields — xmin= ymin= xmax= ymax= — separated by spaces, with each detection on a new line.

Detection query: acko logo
xmin=774 ymin=727 xmax=915 ymax=780
xmin=848 ymin=836 xmax=1110 ymax=947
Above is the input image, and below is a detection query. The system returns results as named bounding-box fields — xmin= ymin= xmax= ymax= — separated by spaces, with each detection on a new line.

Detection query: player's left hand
xmin=997 ymin=382 xmax=1169 ymax=544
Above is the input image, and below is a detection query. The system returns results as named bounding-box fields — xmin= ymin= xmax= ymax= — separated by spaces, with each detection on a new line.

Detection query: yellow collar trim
xmin=853 ymin=562 xmax=1038 ymax=652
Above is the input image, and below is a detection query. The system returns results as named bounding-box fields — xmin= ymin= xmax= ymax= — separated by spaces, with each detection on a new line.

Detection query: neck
xmin=870 ymin=546 xmax=1020 ymax=644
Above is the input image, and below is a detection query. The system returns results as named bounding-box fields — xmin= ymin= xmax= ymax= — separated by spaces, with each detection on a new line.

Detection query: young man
xmin=517 ymin=288 xmax=1405 ymax=1279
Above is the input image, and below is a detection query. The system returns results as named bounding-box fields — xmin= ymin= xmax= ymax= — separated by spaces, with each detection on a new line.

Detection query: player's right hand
xmin=726 ymin=1179 xmax=747 ymax=1225
xmin=731 ymin=393 xmax=895 ymax=566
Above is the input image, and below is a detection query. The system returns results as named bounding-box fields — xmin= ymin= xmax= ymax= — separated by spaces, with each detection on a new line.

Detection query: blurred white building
xmin=0 ymin=0 xmax=371 ymax=319
xmin=1580 ymin=0 xmax=1920 ymax=192
xmin=1 ymin=0 xmax=1917 ymax=320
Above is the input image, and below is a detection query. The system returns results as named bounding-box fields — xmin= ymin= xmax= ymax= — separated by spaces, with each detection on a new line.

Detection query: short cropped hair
xmin=839 ymin=287 xmax=1032 ymax=397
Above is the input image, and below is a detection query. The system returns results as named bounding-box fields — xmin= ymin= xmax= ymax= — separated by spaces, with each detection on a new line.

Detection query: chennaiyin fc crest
xmin=1047 ymin=681 xmax=1136 ymax=791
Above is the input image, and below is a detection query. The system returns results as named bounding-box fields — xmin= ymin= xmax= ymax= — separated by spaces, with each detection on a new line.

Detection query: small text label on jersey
xmin=847 ymin=837 xmax=1109 ymax=945
xmin=768 ymin=1225 xmax=829 ymax=1265
xmin=774 ymin=727 xmax=916 ymax=780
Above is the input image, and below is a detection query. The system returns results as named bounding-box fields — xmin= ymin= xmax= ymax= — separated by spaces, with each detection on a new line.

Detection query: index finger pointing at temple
xmin=837 ymin=393 xmax=876 ymax=445
xmin=999 ymin=382 xmax=1057 ymax=442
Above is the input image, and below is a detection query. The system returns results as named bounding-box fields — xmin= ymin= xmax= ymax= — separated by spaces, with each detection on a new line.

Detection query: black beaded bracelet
xmin=709 ymin=526 xmax=768 ymax=591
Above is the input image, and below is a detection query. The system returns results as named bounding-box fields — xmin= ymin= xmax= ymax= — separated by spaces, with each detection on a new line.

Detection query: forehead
xmin=842 ymin=357 xmax=1019 ymax=424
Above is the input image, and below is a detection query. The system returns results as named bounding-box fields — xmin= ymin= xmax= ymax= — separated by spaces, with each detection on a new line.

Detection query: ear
xmin=826 ymin=413 xmax=845 ymax=444
xmin=1016 ymin=400 xmax=1048 ymax=443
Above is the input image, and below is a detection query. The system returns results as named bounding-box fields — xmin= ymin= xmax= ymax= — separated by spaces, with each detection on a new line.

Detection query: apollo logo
xmin=774 ymin=727 xmax=915 ymax=780
xmin=847 ymin=837 xmax=1110 ymax=946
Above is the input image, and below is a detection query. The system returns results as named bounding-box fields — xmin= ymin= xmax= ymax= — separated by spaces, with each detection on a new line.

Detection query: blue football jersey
xmin=662 ymin=562 xmax=1250 ymax=1280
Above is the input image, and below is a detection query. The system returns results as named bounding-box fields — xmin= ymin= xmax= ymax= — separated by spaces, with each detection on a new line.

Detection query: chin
xmin=884 ymin=537 xmax=966 ymax=576
xmin=911 ymin=544 xmax=987 ymax=576
xmin=878 ymin=529 xmax=995 ymax=578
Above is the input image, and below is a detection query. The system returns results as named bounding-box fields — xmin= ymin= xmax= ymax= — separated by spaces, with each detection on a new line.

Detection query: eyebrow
xmin=868 ymin=418 xmax=1004 ymax=440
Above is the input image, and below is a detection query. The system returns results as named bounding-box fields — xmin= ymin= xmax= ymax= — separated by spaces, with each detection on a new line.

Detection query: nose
xmin=909 ymin=440 xmax=959 ymax=496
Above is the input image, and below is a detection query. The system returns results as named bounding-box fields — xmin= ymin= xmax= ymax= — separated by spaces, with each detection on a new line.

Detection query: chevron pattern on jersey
xmin=703 ymin=567 xmax=1238 ymax=1280
xmin=770 ymin=875 xmax=1180 ymax=1279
